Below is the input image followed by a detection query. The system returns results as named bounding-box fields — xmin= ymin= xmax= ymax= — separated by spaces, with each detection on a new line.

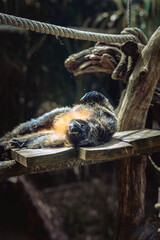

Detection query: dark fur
xmin=0 ymin=91 xmax=117 ymax=151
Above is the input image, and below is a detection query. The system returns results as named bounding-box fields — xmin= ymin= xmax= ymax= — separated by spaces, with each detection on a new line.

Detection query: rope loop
xmin=121 ymin=27 xmax=148 ymax=45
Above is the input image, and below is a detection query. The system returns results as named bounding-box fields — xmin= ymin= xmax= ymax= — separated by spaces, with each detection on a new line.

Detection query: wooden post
xmin=113 ymin=27 xmax=160 ymax=239
xmin=155 ymin=187 xmax=160 ymax=232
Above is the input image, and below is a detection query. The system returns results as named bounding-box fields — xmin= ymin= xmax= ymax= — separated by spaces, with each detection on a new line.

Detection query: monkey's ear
xmin=80 ymin=91 xmax=105 ymax=104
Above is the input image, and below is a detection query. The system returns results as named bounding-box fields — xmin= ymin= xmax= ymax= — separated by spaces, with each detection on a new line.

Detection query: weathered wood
xmin=151 ymin=81 xmax=160 ymax=126
xmin=113 ymin=27 xmax=160 ymax=240
xmin=11 ymin=130 xmax=160 ymax=167
xmin=0 ymin=157 xmax=110 ymax=179
xmin=65 ymin=44 xmax=121 ymax=76
xmin=117 ymin=27 xmax=160 ymax=130
xmin=79 ymin=139 xmax=133 ymax=161
xmin=11 ymin=147 xmax=76 ymax=167
xmin=114 ymin=129 xmax=160 ymax=154
xmin=1 ymin=129 xmax=160 ymax=180
xmin=0 ymin=140 xmax=132 ymax=179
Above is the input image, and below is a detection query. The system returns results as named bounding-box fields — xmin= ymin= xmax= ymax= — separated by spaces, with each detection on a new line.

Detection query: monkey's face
xmin=67 ymin=119 xmax=90 ymax=146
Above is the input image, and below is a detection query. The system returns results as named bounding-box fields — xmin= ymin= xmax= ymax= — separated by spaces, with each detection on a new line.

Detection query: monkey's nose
xmin=69 ymin=121 xmax=80 ymax=134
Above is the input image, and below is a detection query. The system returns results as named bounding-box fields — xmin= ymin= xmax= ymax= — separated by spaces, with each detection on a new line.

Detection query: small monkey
xmin=0 ymin=91 xmax=117 ymax=152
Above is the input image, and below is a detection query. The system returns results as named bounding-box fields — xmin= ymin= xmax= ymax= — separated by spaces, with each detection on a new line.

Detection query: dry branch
xmin=65 ymin=43 xmax=121 ymax=76
xmin=113 ymin=27 xmax=160 ymax=240
xmin=117 ymin=27 xmax=160 ymax=130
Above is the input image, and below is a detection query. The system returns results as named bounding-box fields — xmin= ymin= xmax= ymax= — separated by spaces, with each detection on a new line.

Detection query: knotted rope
xmin=0 ymin=13 xmax=147 ymax=44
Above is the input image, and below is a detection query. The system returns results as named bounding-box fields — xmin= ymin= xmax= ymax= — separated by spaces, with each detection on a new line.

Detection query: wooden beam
xmin=0 ymin=158 xmax=107 ymax=179
xmin=11 ymin=130 xmax=160 ymax=167
xmin=114 ymin=129 xmax=160 ymax=154
xmin=2 ymin=142 xmax=133 ymax=179
xmin=113 ymin=27 xmax=160 ymax=240
xmin=11 ymin=139 xmax=133 ymax=167
xmin=1 ymin=129 xmax=160 ymax=179
xmin=11 ymin=147 xmax=76 ymax=167
xmin=0 ymin=160 xmax=29 ymax=179
xmin=79 ymin=139 xmax=133 ymax=161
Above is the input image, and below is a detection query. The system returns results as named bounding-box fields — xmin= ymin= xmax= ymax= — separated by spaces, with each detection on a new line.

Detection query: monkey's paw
xmin=80 ymin=91 xmax=105 ymax=104
xmin=11 ymin=139 xmax=28 ymax=148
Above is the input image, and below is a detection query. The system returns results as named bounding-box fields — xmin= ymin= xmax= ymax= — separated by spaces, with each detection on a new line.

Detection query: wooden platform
xmin=0 ymin=129 xmax=160 ymax=179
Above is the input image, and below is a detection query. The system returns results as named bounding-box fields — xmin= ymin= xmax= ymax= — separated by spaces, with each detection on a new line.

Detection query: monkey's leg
xmin=0 ymin=107 xmax=70 ymax=153
xmin=0 ymin=132 xmax=45 ymax=151
xmin=10 ymin=131 xmax=67 ymax=149
xmin=2 ymin=107 xmax=70 ymax=141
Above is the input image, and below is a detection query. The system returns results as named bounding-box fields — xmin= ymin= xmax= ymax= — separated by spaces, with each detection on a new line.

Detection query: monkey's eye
xmin=81 ymin=124 xmax=86 ymax=129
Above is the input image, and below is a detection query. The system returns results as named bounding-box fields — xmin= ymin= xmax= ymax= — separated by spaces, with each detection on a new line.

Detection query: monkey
xmin=0 ymin=91 xmax=117 ymax=152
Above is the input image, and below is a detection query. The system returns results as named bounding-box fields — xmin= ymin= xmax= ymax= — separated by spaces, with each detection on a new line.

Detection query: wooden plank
xmin=0 ymin=129 xmax=159 ymax=180
xmin=79 ymin=139 xmax=133 ymax=161
xmin=113 ymin=130 xmax=141 ymax=139
xmin=11 ymin=147 xmax=76 ymax=167
xmin=0 ymin=139 xmax=133 ymax=179
xmin=114 ymin=129 xmax=160 ymax=154
xmin=0 ymin=152 xmax=132 ymax=180
xmin=0 ymin=159 xmax=84 ymax=179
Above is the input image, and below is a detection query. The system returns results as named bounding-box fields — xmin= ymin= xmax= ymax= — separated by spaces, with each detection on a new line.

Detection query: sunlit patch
xmin=53 ymin=107 xmax=92 ymax=135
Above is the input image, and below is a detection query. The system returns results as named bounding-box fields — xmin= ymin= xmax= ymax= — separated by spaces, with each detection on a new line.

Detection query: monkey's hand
xmin=80 ymin=91 xmax=106 ymax=104
xmin=11 ymin=139 xmax=29 ymax=148
xmin=10 ymin=135 xmax=46 ymax=149
xmin=0 ymin=138 xmax=29 ymax=153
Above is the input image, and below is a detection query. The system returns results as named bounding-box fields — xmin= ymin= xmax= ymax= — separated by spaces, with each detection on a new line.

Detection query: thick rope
xmin=0 ymin=13 xmax=145 ymax=44
xmin=128 ymin=0 xmax=132 ymax=27
xmin=121 ymin=28 xmax=148 ymax=45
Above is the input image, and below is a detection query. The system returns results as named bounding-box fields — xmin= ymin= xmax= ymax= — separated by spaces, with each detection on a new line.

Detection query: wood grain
xmin=114 ymin=129 xmax=160 ymax=154
xmin=79 ymin=139 xmax=133 ymax=161
xmin=11 ymin=147 xmax=75 ymax=167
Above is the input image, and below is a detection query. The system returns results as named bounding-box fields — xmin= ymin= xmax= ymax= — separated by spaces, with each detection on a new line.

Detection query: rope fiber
xmin=0 ymin=13 xmax=147 ymax=44
xmin=128 ymin=0 xmax=132 ymax=27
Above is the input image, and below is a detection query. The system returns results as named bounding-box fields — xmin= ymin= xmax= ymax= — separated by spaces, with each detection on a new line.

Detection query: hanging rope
xmin=0 ymin=13 xmax=145 ymax=44
xmin=128 ymin=0 xmax=132 ymax=27
xmin=148 ymin=155 xmax=160 ymax=172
